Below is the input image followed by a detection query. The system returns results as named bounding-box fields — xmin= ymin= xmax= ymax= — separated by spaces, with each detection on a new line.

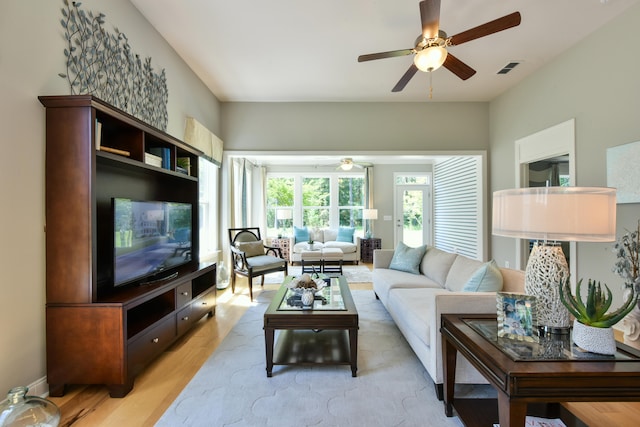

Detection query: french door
xmin=394 ymin=182 xmax=431 ymax=248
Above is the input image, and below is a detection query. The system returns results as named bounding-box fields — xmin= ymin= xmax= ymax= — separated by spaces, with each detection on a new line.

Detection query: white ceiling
xmin=131 ymin=0 xmax=638 ymax=103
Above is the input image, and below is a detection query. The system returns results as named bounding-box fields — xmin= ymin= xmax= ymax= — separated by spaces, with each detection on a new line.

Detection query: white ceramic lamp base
xmin=524 ymin=244 xmax=570 ymax=332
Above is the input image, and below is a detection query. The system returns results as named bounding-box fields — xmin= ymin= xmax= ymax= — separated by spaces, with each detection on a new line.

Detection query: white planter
xmin=572 ymin=319 xmax=616 ymax=355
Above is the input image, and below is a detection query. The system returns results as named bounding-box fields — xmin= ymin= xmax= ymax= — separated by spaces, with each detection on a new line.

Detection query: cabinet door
xmin=128 ymin=315 xmax=176 ymax=377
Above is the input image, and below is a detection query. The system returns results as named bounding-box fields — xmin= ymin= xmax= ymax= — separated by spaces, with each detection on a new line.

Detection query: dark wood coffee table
xmin=440 ymin=314 xmax=640 ymax=427
xmin=263 ymin=275 xmax=358 ymax=377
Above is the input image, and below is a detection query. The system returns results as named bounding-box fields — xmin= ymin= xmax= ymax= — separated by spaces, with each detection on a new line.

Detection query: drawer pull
xmin=182 ymin=316 xmax=189 ymax=321
xmin=152 ymin=338 xmax=159 ymax=343
xmin=181 ymin=291 xmax=189 ymax=296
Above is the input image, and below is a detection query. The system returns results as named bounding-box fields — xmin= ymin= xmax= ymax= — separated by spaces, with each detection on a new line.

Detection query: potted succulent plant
xmin=559 ymin=277 xmax=638 ymax=355
xmin=307 ymin=237 xmax=315 ymax=250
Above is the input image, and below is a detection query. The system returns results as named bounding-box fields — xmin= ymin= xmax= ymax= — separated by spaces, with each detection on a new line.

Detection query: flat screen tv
xmin=113 ymin=198 xmax=192 ymax=287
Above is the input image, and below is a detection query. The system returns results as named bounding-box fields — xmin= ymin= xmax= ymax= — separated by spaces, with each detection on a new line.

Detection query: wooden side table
xmin=440 ymin=313 xmax=640 ymax=427
xmin=360 ymin=237 xmax=381 ymax=263
xmin=270 ymin=237 xmax=290 ymax=261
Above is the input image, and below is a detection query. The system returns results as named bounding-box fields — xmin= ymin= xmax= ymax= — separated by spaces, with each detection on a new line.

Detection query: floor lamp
xmin=363 ymin=209 xmax=378 ymax=239
xmin=492 ymin=187 xmax=616 ymax=334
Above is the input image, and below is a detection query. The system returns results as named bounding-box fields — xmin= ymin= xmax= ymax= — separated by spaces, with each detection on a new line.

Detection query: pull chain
xmin=429 ymin=72 xmax=434 ymax=99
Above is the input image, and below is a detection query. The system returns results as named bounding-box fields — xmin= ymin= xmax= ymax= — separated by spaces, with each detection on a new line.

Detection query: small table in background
xmin=360 ymin=237 xmax=381 ymax=263
xmin=270 ymin=237 xmax=290 ymax=261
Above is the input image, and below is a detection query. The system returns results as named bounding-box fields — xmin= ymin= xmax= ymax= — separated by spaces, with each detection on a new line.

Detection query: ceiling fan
xmin=358 ymin=0 xmax=521 ymax=93
xmin=337 ymin=158 xmax=372 ymax=171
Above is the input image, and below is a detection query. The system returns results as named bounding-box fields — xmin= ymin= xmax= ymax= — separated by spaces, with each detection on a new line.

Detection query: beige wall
xmin=0 ymin=0 xmax=220 ymax=395
xmin=490 ymin=3 xmax=640 ymax=306
xmin=221 ymin=102 xmax=489 ymax=151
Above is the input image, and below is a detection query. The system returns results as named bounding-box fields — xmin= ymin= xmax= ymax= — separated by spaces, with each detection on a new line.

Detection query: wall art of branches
xmin=58 ymin=0 xmax=168 ymax=131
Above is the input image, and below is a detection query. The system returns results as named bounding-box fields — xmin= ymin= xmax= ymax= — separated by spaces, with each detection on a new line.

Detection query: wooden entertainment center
xmin=40 ymin=95 xmax=216 ymax=398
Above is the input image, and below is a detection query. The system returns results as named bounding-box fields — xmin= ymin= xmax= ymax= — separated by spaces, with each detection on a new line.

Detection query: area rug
xmin=156 ymin=290 xmax=493 ymax=426
xmin=262 ymin=264 xmax=372 ymax=284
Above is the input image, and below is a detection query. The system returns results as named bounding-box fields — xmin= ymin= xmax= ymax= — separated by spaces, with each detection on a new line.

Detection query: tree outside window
xmin=338 ymin=176 xmax=364 ymax=233
xmin=266 ymin=177 xmax=294 ymax=236
xmin=303 ymin=177 xmax=330 ymax=228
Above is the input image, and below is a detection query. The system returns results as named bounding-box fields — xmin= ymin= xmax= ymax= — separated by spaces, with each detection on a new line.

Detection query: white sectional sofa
xmin=372 ymin=245 xmax=524 ymax=399
xmin=289 ymin=227 xmax=361 ymax=264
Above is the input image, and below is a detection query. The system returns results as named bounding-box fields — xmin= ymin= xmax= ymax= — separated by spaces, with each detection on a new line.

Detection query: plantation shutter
xmin=433 ymin=156 xmax=484 ymax=260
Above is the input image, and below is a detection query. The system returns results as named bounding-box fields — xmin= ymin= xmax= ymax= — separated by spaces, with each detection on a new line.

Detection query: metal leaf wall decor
xmin=58 ymin=0 xmax=168 ymax=131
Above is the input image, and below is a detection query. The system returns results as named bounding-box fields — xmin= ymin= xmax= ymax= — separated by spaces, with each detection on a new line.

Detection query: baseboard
xmin=0 ymin=376 xmax=50 ymax=407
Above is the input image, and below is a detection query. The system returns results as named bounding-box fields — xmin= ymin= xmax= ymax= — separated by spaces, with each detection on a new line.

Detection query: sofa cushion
xmin=235 ymin=241 xmax=264 ymax=257
xmin=310 ymin=228 xmax=324 ymax=243
xmin=293 ymin=241 xmax=324 ymax=253
xmin=444 ymin=255 xmax=484 ymax=292
xmin=420 ymin=247 xmax=457 ymax=286
xmin=294 ymin=226 xmax=309 ymax=243
xmin=336 ymin=227 xmax=355 ymax=243
xmin=389 ymin=242 xmax=427 ymax=275
xmin=323 ymin=229 xmax=337 ymax=242
xmin=373 ymin=267 xmax=442 ymax=305
xmin=323 ymin=241 xmax=357 ymax=253
xmin=462 ymin=260 xmax=503 ymax=292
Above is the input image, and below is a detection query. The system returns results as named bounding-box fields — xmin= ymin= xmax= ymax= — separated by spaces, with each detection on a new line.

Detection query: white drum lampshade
xmin=492 ymin=187 xmax=616 ymax=332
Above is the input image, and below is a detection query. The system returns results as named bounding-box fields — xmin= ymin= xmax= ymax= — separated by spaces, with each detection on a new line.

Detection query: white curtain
xmin=364 ymin=166 xmax=374 ymax=209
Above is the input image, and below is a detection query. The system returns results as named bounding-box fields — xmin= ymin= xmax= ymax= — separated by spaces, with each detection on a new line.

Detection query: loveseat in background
xmin=288 ymin=227 xmax=361 ymax=264
xmin=372 ymin=245 xmax=525 ymax=398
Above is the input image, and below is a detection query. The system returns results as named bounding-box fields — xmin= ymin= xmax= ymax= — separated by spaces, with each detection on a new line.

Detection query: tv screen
xmin=113 ymin=198 xmax=192 ymax=286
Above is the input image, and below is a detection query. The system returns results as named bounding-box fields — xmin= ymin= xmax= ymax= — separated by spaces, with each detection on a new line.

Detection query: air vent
xmin=496 ymin=61 xmax=522 ymax=75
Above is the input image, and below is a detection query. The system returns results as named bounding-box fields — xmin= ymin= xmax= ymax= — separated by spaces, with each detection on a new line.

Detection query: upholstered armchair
xmin=228 ymin=227 xmax=288 ymax=300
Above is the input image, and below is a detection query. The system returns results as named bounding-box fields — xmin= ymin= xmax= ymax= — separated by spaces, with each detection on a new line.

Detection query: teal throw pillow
xmin=388 ymin=242 xmax=427 ymax=275
xmin=336 ymin=227 xmax=355 ymax=243
xmin=462 ymin=259 xmax=504 ymax=292
xmin=294 ymin=226 xmax=309 ymax=243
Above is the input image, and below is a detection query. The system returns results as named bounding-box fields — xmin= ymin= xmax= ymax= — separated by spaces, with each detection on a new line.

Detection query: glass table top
xmin=465 ymin=318 xmax=639 ymax=362
xmin=277 ymin=276 xmax=347 ymax=311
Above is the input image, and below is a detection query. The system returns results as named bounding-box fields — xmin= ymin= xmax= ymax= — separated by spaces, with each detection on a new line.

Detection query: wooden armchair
xmin=228 ymin=227 xmax=288 ymax=300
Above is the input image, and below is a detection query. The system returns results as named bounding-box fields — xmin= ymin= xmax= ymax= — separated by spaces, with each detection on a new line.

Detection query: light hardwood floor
xmin=48 ymin=271 xmax=640 ymax=427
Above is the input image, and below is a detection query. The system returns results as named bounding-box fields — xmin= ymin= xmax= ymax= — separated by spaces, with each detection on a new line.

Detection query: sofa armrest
xmin=429 ymin=291 xmax=498 ymax=384
xmin=373 ymin=249 xmax=394 ymax=269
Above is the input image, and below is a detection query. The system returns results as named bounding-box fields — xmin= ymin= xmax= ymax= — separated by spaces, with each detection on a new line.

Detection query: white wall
xmin=0 ymin=0 xmax=220 ymax=395
xmin=489 ymin=3 xmax=640 ymax=307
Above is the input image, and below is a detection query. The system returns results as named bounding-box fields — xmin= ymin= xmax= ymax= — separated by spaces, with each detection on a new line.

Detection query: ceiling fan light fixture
xmin=340 ymin=162 xmax=354 ymax=171
xmin=413 ymin=45 xmax=447 ymax=72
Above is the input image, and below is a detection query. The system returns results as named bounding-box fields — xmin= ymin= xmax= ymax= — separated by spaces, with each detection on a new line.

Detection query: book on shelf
xmin=144 ymin=152 xmax=163 ymax=168
xmin=95 ymin=120 xmax=102 ymax=150
xmin=177 ymin=157 xmax=192 ymax=175
xmin=149 ymin=147 xmax=171 ymax=170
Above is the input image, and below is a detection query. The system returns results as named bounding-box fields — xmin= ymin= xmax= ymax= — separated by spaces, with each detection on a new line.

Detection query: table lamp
xmin=363 ymin=208 xmax=378 ymax=238
xmin=276 ymin=209 xmax=292 ymax=237
xmin=492 ymin=187 xmax=616 ymax=334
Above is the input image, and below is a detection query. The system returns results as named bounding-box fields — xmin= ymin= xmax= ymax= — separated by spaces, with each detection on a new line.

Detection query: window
xmin=198 ymin=157 xmax=219 ymax=262
xmin=338 ymin=176 xmax=364 ymax=228
xmin=266 ymin=177 xmax=294 ymax=237
xmin=265 ymin=173 xmax=365 ymax=236
xmin=302 ymin=177 xmax=330 ymax=228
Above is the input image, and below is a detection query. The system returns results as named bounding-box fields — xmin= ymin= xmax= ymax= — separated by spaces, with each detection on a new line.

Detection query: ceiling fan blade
xmin=358 ymin=49 xmax=413 ymax=62
xmin=443 ymin=53 xmax=476 ymax=80
xmin=419 ymin=0 xmax=441 ymax=39
xmin=449 ymin=12 xmax=521 ymax=46
xmin=392 ymin=64 xmax=419 ymax=92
